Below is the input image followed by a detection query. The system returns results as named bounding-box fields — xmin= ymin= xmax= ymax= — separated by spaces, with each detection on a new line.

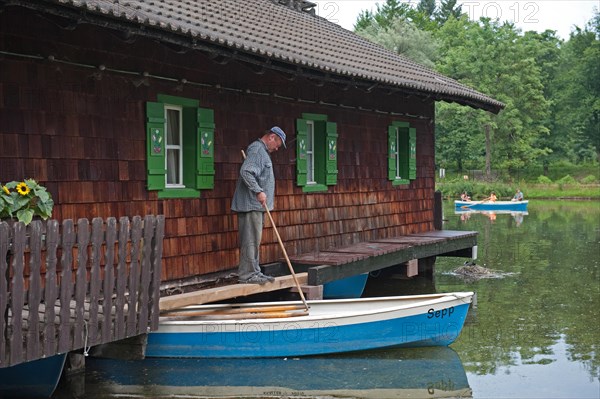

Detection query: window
xmin=146 ymin=95 xmax=215 ymax=198
xmin=388 ymin=122 xmax=416 ymax=185
xmin=296 ymin=113 xmax=337 ymax=192
xmin=165 ymin=106 xmax=183 ymax=187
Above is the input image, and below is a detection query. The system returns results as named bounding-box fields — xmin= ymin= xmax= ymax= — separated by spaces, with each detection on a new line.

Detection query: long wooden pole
xmin=241 ymin=150 xmax=309 ymax=311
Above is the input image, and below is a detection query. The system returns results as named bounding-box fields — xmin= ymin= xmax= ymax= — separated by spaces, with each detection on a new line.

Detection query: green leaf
xmin=17 ymin=208 xmax=34 ymax=225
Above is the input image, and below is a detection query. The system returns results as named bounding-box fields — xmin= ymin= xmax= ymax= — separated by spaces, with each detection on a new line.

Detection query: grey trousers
xmin=237 ymin=211 xmax=264 ymax=281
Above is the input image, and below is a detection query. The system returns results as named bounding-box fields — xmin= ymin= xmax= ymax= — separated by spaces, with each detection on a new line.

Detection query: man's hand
xmin=256 ymin=192 xmax=267 ymax=206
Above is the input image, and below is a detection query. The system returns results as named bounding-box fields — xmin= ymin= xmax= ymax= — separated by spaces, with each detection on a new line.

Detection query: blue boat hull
xmin=147 ymin=293 xmax=473 ymax=358
xmin=0 ymin=354 xmax=66 ymax=398
xmin=323 ymin=273 xmax=368 ymax=298
xmin=455 ymin=200 xmax=528 ymax=211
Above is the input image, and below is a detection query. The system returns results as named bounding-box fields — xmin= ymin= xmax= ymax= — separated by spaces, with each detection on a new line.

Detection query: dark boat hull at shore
xmin=0 ymin=354 xmax=66 ymax=398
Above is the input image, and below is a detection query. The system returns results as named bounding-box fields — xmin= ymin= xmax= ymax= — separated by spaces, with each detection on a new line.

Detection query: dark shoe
xmin=240 ymin=273 xmax=274 ymax=285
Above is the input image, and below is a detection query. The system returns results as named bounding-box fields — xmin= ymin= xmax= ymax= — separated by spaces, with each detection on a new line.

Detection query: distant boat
xmin=323 ymin=273 xmax=368 ymax=298
xmin=147 ymin=292 xmax=474 ymax=358
xmin=86 ymin=346 xmax=471 ymax=398
xmin=455 ymin=200 xmax=528 ymax=211
xmin=0 ymin=354 xmax=66 ymax=398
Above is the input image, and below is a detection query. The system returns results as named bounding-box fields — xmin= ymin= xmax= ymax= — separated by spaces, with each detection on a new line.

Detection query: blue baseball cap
xmin=270 ymin=126 xmax=287 ymax=148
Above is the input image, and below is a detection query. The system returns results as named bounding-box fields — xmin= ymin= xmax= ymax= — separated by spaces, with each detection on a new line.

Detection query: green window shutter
xmin=408 ymin=127 xmax=417 ymax=179
xmin=296 ymin=118 xmax=308 ymax=186
xmin=387 ymin=126 xmax=397 ymax=181
xmin=196 ymin=108 xmax=215 ymax=189
xmin=325 ymin=121 xmax=338 ymax=185
xmin=146 ymin=102 xmax=166 ymax=190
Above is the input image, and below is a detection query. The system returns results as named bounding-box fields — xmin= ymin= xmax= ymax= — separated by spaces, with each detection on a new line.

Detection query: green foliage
xmin=581 ymin=175 xmax=597 ymax=184
xmin=352 ymin=4 xmax=599 ymax=173
xmin=0 ymin=179 xmax=54 ymax=225
xmin=537 ymin=175 xmax=553 ymax=184
xmin=354 ymin=0 xmax=413 ymax=31
xmin=435 ymin=17 xmax=552 ymax=173
xmin=437 ymin=179 xmax=600 ymax=199
xmin=355 ymin=18 xmax=439 ymax=68
xmin=556 ymin=175 xmax=577 ymax=184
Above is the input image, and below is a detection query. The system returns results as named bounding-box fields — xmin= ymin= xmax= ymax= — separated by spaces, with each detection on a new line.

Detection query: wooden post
xmin=434 ymin=190 xmax=443 ymax=230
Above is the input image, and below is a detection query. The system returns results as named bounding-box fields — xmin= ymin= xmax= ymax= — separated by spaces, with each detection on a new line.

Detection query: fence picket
xmin=0 ymin=223 xmax=9 ymax=365
xmin=127 ymin=216 xmax=142 ymax=336
xmin=88 ymin=218 xmax=103 ymax=346
xmin=10 ymin=222 xmax=26 ymax=364
xmin=58 ymin=220 xmax=75 ymax=354
xmin=44 ymin=220 xmax=59 ymax=357
xmin=115 ymin=217 xmax=129 ymax=341
xmin=102 ymin=217 xmax=117 ymax=343
xmin=26 ymin=221 xmax=43 ymax=361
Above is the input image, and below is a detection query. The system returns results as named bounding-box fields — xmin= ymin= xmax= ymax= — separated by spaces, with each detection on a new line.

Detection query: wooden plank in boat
xmin=159 ymin=273 xmax=308 ymax=311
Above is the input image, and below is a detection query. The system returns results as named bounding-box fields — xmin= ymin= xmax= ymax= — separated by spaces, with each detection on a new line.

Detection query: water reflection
xmin=56 ymin=347 xmax=471 ymax=399
xmin=455 ymin=208 xmax=529 ymax=226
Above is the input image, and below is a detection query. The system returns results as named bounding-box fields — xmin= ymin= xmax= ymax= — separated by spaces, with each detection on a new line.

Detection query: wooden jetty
xmin=0 ymin=216 xmax=165 ymax=368
xmin=159 ymin=230 xmax=477 ymax=308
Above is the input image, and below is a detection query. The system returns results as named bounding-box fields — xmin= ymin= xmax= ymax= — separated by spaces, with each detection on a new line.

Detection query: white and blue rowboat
xmin=455 ymin=200 xmax=528 ymax=211
xmin=147 ymin=292 xmax=474 ymax=358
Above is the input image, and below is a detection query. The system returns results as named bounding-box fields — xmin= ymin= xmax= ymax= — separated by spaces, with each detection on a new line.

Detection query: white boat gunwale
xmin=158 ymin=292 xmax=473 ymax=325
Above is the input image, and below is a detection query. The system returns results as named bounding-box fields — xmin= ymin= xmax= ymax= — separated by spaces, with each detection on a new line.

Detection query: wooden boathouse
xmin=1 ymin=0 xmax=502 ymax=369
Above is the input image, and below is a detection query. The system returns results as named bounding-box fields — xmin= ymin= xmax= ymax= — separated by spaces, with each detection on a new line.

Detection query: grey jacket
xmin=231 ymin=140 xmax=275 ymax=212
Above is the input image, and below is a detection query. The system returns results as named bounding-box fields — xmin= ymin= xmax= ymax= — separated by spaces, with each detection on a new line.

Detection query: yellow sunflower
xmin=16 ymin=182 xmax=30 ymax=196
xmin=2 ymin=185 xmax=9 ymax=195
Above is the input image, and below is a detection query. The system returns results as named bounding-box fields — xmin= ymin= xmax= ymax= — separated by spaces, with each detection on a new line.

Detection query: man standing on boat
xmin=232 ymin=127 xmax=287 ymax=284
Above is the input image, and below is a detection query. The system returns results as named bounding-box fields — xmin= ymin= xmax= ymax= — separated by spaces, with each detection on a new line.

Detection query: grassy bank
xmin=436 ymin=180 xmax=600 ymax=200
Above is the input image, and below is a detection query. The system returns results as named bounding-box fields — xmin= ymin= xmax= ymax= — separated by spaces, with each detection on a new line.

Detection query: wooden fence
xmin=0 ymin=215 xmax=165 ymax=368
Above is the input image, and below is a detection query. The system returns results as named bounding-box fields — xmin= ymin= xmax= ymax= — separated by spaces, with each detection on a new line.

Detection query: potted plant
xmin=0 ymin=179 xmax=54 ymax=225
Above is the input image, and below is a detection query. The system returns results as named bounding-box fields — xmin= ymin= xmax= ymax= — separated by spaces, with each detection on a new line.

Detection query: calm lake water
xmin=54 ymin=200 xmax=600 ymax=399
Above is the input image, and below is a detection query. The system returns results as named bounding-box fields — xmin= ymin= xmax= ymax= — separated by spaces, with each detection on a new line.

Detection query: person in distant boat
xmin=460 ymin=191 xmax=471 ymax=201
xmin=231 ymin=126 xmax=287 ymax=285
xmin=486 ymin=192 xmax=497 ymax=202
xmin=512 ymin=189 xmax=524 ymax=202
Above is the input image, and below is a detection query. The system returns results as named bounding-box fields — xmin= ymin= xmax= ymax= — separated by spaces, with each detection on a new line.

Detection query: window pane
xmin=166 ymin=109 xmax=180 ymax=145
xmin=166 ymin=149 xmax=180 ymax=185
xmin=307 ymin=122 xmax=314 ymax=183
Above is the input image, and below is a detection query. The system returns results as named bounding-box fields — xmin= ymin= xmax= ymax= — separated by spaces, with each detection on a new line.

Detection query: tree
xmin=435 ymin=17 xmax=551 ymax=176
xmin=551 ymin=11 xmax=600 ymax=163
xmin=435 ymin=0 xmax=462 ymax=24
xmin=354 ymin=0 xmax=412 ymax=31
xmin=356 ymin=18 xmax=439 ymax=69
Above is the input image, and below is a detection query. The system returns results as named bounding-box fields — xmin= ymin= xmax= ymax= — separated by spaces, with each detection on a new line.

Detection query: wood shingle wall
xmin=1 ymin=7 xmax=435 ymax=283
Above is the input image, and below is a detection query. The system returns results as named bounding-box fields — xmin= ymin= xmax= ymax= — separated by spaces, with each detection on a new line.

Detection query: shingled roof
xmin=17 ymin=0 xmax=504 ymax=113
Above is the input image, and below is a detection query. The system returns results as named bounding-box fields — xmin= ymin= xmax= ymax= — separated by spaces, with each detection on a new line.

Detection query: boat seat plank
xmin=159 ymin=273 xmax=308 ymax=311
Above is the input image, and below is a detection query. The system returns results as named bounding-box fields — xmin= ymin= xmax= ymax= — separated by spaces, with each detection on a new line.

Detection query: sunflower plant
xmin=0 ymin=179 xmax=54 ymax=225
